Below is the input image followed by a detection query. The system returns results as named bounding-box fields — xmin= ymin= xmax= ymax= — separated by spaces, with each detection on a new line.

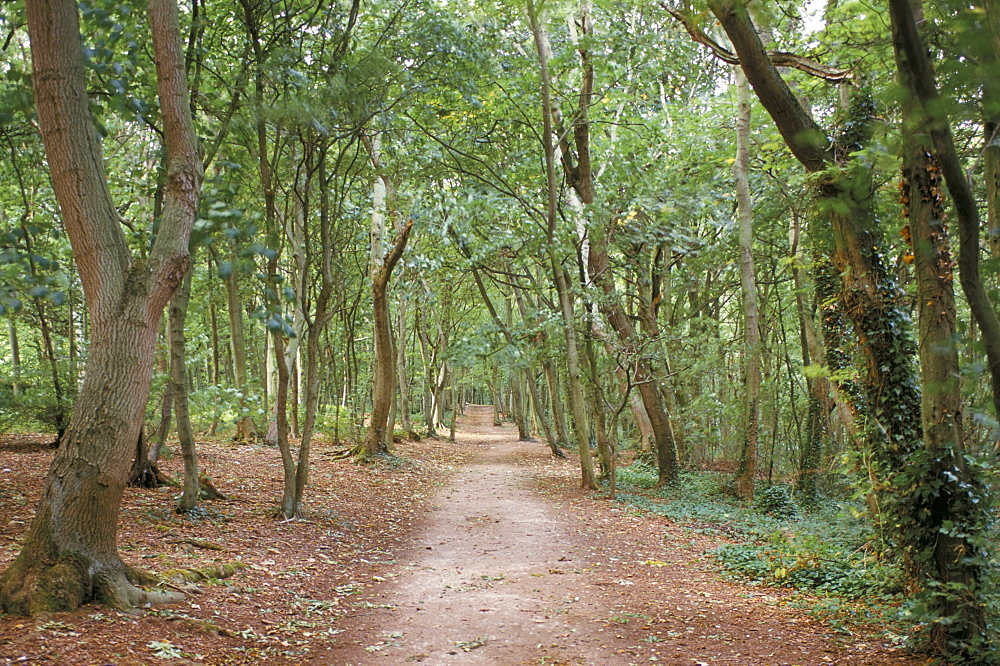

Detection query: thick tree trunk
xmin=0 ymin=0 xmax=201 ymax=615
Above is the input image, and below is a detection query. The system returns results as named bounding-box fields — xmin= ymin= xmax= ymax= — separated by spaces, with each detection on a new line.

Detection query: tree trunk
xmin=363 ymin=222 xmax=412 ymax=457
xmin=890 ymin=0 xmax=989 ymax=652
xmin=587 ymin=220 xmax=679 ymax=486
xmin=542 ymin=360 xmax=570 ymax=447
xmin=732 ymin=67 xmax=761 ymax=502
xmin=8 ymin=318 xmax=21 ymax=398
xmin=0 ymin=0 xmax=201 ymax=615
xmin=527 ymin=0 xmax=597 ymax=489
xmin=985 ymin=0 xmax=1000 ymax=259
xmin=396 ymin=296 xmax=418 ymax=439
xmin=224 ymin=241 xmax=254 ymax=442
xmin=170 ymin=263 xmax=200 ymax=513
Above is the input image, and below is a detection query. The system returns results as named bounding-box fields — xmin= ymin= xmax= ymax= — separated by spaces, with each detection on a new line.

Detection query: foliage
xmin=617 ymin=468 xmax=903 ymax=603
xmin=755 ymin=485 xmax=798 ymax=520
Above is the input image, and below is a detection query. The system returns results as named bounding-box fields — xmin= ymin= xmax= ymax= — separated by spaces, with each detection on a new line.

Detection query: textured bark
xmin=0 ymin=0 xmax=200 ymax=615
xmin=363 ymin=222 xmax=412 ymax=456
xmin=528 ymin=0 xmax=597 ymax=489
xmin=887 ymin=0 xmax=1000 ymax=422
xmin=170 ymin=266 xmax=200 ymax=513
xmin=587 ymin=220 xmax=679 ymax=486
xmin=890 ymin=0 xmax=988 ymax=651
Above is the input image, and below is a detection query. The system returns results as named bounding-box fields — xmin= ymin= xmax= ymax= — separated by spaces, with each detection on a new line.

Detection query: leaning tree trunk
xmin=0 ymin=0 xmax=201 ymax=615
xmin=587 ymin=219 xmax=679 ymax=486
xmin=363 ymin=222 xmax=412 ymax=457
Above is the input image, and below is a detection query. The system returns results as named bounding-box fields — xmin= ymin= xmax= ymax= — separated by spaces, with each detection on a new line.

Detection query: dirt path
xmin=315 ymin=406 xmax=916 ymax=666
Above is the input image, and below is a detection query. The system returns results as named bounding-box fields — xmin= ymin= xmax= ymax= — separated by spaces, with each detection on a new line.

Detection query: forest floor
xmin=0 ymin=406 xmax=924 ymax=666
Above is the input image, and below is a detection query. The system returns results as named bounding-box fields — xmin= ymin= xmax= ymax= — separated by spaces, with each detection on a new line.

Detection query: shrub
xmin=755 ymin=485 xmax=798 ymax=519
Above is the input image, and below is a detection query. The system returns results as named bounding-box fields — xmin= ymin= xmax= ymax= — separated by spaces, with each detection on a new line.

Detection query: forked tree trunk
xmin=0 ymin=0 xmax=201 ymax=615
xmin=890 ymin=0 xmax=989 ymax=651
xmin=527 ymin=0 xmax=597 ymax=489
xmin=363 ymin=222 xmax=412 ymax=457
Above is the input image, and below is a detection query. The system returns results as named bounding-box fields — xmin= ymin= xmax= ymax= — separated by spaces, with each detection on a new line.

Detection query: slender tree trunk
xmin=207 ymin=299 xmax=220 ymax=435
xmin=542 ymin=361 xmax=570 ymax=447
xmin=224 ymin=241 xmax=254 ymax=441
xmin=396 ymin=296 xmax=417 ymax=439
xmin=170 ymin=265 xmax=200 ymax=512
xmin=528 ymin=0 xmax=597 ymax=489
xmin=732 ymin=67 xmax=761 ymax=501
xmin=8 ymin=318 xmax=21 ymax=398
xmin=363 ymin=223 xmax=412 ymax=456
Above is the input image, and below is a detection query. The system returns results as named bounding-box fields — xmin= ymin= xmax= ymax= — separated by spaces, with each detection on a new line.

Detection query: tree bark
xmin=528 ymin=0 xmax=597 ymax=489
xmin=889 ymin=0 xmax=989 ymax=652
xmin=363 ymin=222 xmax=413 ymax=456
xmin=1 ymin=0 xmax=201 ymax=615
xmin=732 ymin=67 xmax=761 ymax=501
xmin=170 ymin=263 xmax=200 ymax=513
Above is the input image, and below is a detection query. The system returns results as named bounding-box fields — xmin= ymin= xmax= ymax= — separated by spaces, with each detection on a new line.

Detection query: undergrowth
xmin=613 ymin=462 xmax=908 ymax=637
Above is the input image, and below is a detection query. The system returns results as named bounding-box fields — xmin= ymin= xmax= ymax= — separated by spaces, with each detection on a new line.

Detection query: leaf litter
xmin=0 ymin=412 xmax=923 ymax=665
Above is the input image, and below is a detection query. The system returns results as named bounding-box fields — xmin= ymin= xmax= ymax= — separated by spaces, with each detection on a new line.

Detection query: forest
xmin=2 ymin=0 xmax=1000 ymax=663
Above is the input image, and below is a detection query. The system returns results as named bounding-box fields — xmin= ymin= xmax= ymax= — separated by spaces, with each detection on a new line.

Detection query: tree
xmin=731 ymin=67 xmax=761 ymax=501
xmin=363 ymin=220 xmax=413 ymax=456
xmin=889 ymin=0 xmax=991 ymax=653
xmin=0 ymin=0 xmax=202 ymax=614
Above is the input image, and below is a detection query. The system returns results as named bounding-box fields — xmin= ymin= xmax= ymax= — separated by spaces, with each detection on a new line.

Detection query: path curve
xmin=314 ymin=405 xmax=916 ymax=666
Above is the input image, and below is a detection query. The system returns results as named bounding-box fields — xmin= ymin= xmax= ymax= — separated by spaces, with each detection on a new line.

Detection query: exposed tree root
xmin=166 ymin=538 xmax=225 ymax=551
xmin=198 ymin=473 xmax=228 ymax=500
xmin=0 ymin=557 xmax=185 ymax=616
xmin=158 ymin=561 xmax=246 ymax=585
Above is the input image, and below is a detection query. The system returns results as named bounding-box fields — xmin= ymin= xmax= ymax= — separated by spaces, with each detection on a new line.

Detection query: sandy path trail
xmin=314 ymin=406 xmax=916 ymax=666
